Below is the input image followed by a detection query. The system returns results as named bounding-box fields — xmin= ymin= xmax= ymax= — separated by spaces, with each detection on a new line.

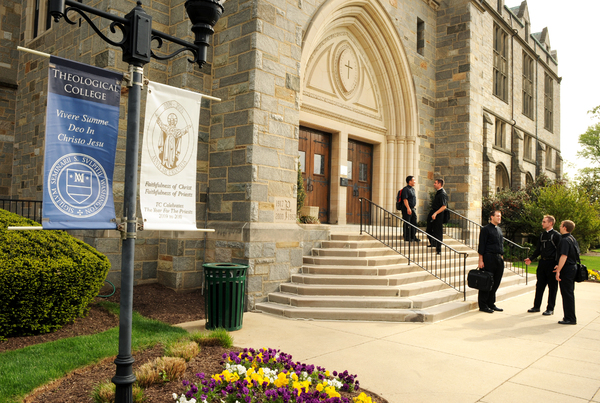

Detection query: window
xmin=494 ymin=119 xmax=506 ymax=148
xmin=546 ymin=149 xmax=554 ymax=169
xmin=497 ymin=0 xmax=504 ymax=13
xmin=314 ymin=154 xmax=325 ymax=175
xmin=417 ymin=18 xmax=425 ymax=56
xmin=359 ymin=163 xmax=368 ymax=182
xmin=525 ymin=172 xmax=534 ymax=186
xmin=525 ymin=22 xmax=530 ymax=43
xmin=544 ymin=73 xmax=554 ymax=132
xmin=493 ymin=24 xmax=508 ymax=102
xmin=495 ymin=164 xmax=510 ymax=192
xmin=522 ymin=52 xmax=534 ymax=119
xmin=26 ymin=0 xmax=52 ymax=42
xmin=524 ymin=135 xmax=533 ymax=160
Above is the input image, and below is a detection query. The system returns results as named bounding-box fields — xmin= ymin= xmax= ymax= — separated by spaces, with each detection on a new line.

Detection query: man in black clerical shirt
xmin=425 ymin=178 xmax=448 ymax=254
xmin=477 ymin=210 xmax=504 ymax=313
xmin=554 ymin=220 xmax=580 ymax=325
xmin=399 ymin=176 xmax=419 ymax=242
xmin=525 ymin=215 xmax=561 ymax=316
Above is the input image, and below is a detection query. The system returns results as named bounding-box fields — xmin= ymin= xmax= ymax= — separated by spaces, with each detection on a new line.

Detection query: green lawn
xmin=0 ymin=302 xmax=188 ymax=403
xmin=525 ymin=254 xmax=600 ymax=274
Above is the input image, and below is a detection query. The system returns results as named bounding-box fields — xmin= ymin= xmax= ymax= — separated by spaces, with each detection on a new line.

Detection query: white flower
xmin=329 ymin=378 xmax=343 ymax=389
xmin=173 ymin=393 xmax=178 ymax=400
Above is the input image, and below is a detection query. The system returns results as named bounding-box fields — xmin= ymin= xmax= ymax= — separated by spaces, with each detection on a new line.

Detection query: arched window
xmin=495 ymin=164 xmax=510 ymax=192
xmin=525 ymin=172 xmax=534 ymax=186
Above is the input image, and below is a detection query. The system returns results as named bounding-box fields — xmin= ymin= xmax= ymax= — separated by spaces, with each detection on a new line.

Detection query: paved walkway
xmin=178 ymin=282 xmax=600 ymax=403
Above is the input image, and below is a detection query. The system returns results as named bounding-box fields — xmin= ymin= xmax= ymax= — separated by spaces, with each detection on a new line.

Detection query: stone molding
xmin=301 ymin=103 xmax=387 ymax=135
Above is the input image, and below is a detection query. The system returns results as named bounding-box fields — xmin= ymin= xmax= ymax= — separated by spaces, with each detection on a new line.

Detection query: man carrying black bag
xmin=398 ymin=176 xmax=419 ymax=242
xmin=555 ymin=220 xmax=580 ymax=325
xmin=477 ymin=210 xmax=504 ymax=313
xmin=525 ymin=215 xmax=560 ymax=316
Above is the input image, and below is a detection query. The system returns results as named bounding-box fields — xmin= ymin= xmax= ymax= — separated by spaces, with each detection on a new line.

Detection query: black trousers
xmin=426 ymin=211 xmax=443 ymax=252
xmin=532 ymin=259 xmax=558 ymax=311
xmin=559 ymin=265 xmax=577 ymax=323
xmin=402 ymin=210 xmax=417 ymax=241
xmin=478 ymin=254 xmax=504 ymax=309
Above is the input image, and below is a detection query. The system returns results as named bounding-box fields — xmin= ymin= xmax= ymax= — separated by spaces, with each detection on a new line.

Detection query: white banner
xmin=140 ymin=81 xmax=201 ymax=230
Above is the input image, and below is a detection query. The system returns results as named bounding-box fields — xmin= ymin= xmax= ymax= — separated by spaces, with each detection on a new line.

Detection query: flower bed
xmin=174 ymin=348 xmax=372 ymax=403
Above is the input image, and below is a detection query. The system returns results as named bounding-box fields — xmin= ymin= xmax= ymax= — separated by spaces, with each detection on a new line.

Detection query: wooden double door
xmin=299 ymin=127 xmax=372 ymax=224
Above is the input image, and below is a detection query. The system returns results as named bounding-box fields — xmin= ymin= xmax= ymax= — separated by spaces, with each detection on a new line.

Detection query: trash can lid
xmin=203 ymin=263 xmax=249 ymax=269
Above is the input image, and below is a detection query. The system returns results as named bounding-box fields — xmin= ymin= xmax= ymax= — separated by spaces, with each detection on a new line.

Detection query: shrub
xmin=0 ymin=209 xmax=110 ymax=339
xmin=297 ymin=163 xmax=306 ymax=216
xmin=135 ymin=357 xmax=186 ymax=387
xmin=91 ymin=380 xmax=144 ymax=403
xmin=165 ymin=340 xmax=200 ymax=362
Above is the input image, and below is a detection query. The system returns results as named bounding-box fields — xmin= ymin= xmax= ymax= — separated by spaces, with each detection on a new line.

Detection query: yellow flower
xmin=316 ymin=383 xmax=324 ymax=392
xmin=325 ymin=371 xmax=330 ymax=377
xmin=325 ymin=385 xmax=340 ymax=398
xmin=291 ymin=373 xmax=299 ymax=382
xmin=274 ymin=372 xmax=289 ymax=388
xmin=353 ymin=392 xmax=373 ymax=403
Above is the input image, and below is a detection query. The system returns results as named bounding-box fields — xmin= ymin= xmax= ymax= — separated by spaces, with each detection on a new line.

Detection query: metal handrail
xmin=359 ymin=198 xmax=469 ymax=300
xmin=0 ymin=199 xmax=43 ymax=223
xmin=444 ymin=208 xmax=530 ymax=283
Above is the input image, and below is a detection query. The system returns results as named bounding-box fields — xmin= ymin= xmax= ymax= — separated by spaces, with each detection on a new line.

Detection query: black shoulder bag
xmin=567 ymin=237 xmax=588 ymax=283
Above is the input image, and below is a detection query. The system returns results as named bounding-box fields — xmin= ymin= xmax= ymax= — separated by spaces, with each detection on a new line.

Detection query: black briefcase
xmin=467 ymin=269 xmax=493 ymax=291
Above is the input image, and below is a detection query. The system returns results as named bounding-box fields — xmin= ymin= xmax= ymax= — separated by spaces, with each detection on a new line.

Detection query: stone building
xmin=0 ymin=0 xmax=561 ymax=307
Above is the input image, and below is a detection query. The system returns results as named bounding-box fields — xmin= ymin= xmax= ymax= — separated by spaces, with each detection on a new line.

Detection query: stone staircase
xmin=255 ymin=231 xmax=536 ymax=323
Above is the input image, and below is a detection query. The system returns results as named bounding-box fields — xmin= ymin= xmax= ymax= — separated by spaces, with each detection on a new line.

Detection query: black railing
xmin=444 ymin=209 xmax=530 ymax=282
xmin=359 ymin=198 xmax=469 ymax=300
xmin=0 ymin=199 xmax=43 ymax=223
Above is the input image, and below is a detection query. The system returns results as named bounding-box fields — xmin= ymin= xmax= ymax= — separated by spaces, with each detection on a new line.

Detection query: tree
xmin=521 ymin=184 xmax=600 ymax=253
xmin=575 ymin=167 xmax=600 ymax=204
xmin=577 ymin=106 xmax=600 ymax=164
xmin=482 ymin=188 xmax=530 ymax=240
xmin=575 ymin=106 xmax=600 ymax=203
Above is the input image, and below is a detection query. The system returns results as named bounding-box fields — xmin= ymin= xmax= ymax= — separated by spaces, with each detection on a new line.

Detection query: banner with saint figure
xmin=140 ymin=81 xmax=201 ymax=230
xmin=42 ymin=56 xmax=122 ymax=229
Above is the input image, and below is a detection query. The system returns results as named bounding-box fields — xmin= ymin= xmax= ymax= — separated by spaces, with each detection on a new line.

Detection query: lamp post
xmin=47 ymin=1 xmax=223 ymax=401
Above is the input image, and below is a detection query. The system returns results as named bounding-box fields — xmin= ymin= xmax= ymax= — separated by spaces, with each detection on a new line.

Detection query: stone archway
xmin=299 ymin=0 xmax=419 ymax=223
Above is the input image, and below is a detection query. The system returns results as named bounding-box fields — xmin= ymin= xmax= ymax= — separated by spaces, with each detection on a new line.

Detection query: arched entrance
xmin=299 ymin=0 xmax=419 ymax=224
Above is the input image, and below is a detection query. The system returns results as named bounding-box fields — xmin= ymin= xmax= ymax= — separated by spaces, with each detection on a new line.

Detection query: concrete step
xmin=301 ymin=263 xmax=423 ymax=276
xmin=291 ymin=271 xmax=435 ymax=286
xmin=320 ymin=240 xmax=384 ymax=249
xmin=311 ymin=247 xmax=399 ymax=257
xmin=268 ymin=292 xmax=414 ymax=309
xmin=303 ymin=254 xmax=408 ymax=266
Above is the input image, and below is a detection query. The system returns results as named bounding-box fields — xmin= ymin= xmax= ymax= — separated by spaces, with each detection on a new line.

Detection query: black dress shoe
xmin=479 ymin=307 xmax=494 ymax=313
xmin=491 ymin=306 xmax=503 ymax=312
xmin=427 ymin=245 xmax=435 ymax=248
xmin=412 ymin=238 xmax=421 ymax=242
xmin=558 ymin=320 xmax=576 ymax=325
xmin=527 ymin=308 xmax=540 ymax=313
xmin=542 ymin=310 xmax=554 ymax=316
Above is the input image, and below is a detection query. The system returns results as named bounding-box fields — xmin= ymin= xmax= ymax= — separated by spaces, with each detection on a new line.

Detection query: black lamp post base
xmin=112 ymin=355 xmax=136 ymax=402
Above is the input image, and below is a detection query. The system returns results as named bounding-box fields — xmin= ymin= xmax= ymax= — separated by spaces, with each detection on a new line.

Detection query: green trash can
xmin=203 ymin=263 xmax=248 ymax=331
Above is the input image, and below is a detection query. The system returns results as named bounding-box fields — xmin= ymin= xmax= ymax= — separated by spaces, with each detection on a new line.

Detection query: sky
xmin=523 ymin=0 xmax=600 ymax=178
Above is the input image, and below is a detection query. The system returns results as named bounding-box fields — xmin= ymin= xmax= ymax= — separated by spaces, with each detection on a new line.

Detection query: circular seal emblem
xmin=47 ymin=153 xmax=109 ymax=218
xmin=145 ymin=100 xmax=195 ymax=176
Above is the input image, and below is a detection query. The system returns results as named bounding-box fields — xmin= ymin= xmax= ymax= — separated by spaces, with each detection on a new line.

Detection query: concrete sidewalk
xmin=178 ymin=282 xmax=600 ymax=403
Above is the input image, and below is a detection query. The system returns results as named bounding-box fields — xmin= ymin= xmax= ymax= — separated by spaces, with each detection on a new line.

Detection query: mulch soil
xmin=2 ymin=283 xmax=386 ymax=403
